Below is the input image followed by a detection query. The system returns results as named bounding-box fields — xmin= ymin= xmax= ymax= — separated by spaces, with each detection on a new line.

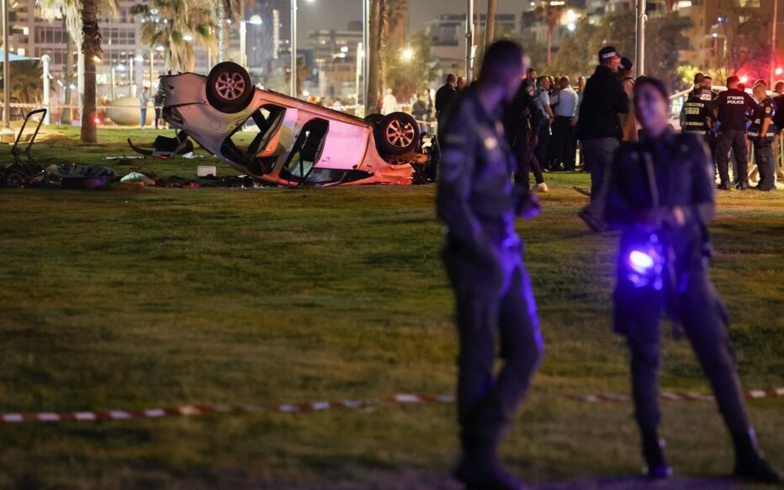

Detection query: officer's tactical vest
xmin=682 ymin=99 xmax=709 ymax=134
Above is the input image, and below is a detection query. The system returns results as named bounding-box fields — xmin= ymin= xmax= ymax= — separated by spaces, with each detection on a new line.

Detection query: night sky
xmin=289 ymin=0 xmax=529 ymax=43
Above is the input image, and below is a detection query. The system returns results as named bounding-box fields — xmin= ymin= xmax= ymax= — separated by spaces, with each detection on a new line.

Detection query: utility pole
xmin=771 ymin=0 xmax=778 ymax=87
xmin=466 ymin=0 xmax=474 ymax=82
xmin=1 ymin=0 xmax=13 ymax=140
xmin=635 ymin=0 xmax=646 ymax=77
xmin=290 ymin=0 xmax=297 ymax=98
xmin=363 ymin=0 xmax=369 ymax=113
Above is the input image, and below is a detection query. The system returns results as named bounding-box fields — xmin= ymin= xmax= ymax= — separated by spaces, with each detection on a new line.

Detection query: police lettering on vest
xmin=716 ymin=88 xmax=757 ymax=131
xmin=681 ymin=95 xmax=711 ymax=134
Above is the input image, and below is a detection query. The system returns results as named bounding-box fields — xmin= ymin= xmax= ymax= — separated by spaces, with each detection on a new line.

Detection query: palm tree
xmin=9 ymin=60 xmax=45 ymax=103
xmin=79 ymin=0 xmax=102 ymax=143
xmin=131 ymin=0 xmax=213 ymax=72
xmin=386 ymin=0 xmax=407 ymax=50
xmin=485 ymin=0 xmax=497 ymax=52
xmin=38 ymin=0 xmax=116 ymax=143
xmin=61 ymin=17 xmax=75 ymax=123
xmin=215 ymin=0 xmax=251 ymax=63
xmin=535 ymin=0 xmax=564 ymax=67
xmin=367 ymin=0 xmax=388 ymax=113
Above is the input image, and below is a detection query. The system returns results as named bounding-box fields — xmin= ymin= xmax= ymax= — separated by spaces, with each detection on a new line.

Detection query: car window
xmin=280 ymin=118 xmax=330 ymax=184
xmin=248 ymin=105 xmax=286 ymax=156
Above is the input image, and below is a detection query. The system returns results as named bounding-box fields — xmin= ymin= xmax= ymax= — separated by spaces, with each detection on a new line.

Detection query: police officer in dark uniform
xmin=680 ymin=89 xmax=713 ymax=144
xmin=698 ymin=77 xmax=720 ymax=160
xmin=715 ymin=75 xmax=758 ymax=190
xmin=436 ymin=74 xmax=459 ymax=142
xmin=605 ymin=77 xmax=781 ymax=484
xmin=748 ymin=83 xmax=777 ymax=191
xmin=504 ymin=74 xmax=544 ymax=190
xmin=437 ymin=40 xmax=544 ymax=490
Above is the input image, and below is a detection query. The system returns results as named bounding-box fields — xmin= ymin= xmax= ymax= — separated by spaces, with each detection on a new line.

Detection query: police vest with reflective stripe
xmin=748 ymin=98 xmax=777 ymax=140
xmin=682 ymin=99 xmax=709 ymax=133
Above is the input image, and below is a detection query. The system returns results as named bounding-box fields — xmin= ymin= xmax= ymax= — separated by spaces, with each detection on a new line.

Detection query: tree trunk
xmin=547 ymin=26 xmax=553 ymax=66
xmin=485 ymin=0 xmax=496 ymax=51
xmin=80 ymin=0 xmax=101 ymax=143
xmin=366 ymin=0 xmax=384 ymax=114
xmin=217 ymin=1 xmax=226 ymax=63
xmin=62 ymin=16 xmax=74 ymax=124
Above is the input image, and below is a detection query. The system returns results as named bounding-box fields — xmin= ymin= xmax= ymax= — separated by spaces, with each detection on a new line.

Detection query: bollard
xmin=42 ymin=54 xmax=51 ymax=125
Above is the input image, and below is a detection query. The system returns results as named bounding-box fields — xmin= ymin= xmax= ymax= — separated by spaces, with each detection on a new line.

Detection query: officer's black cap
xmin=598 ymin=46 xmax=621 ymax=64
xmin=620 ymin=57 xmax=634 ymax=72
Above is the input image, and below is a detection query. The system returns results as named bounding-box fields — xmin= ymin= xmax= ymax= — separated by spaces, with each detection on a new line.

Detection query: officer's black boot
xmin=732 ymin=429 xmax=783 ymax=484
xmin=735 ymin=180 xmax=751 ymax=190
xmin=452 ymin=434 xmax=526 ymax=490
xmin=641 ymin=431 xmax=673 ymax=480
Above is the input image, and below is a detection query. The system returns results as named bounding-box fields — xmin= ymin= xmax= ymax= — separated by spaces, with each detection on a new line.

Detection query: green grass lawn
xmin=0 ymin=127 xmax=783 ymax=489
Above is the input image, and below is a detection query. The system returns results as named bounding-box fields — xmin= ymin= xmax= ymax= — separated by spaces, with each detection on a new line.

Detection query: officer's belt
xmin=469 ymin=196 xmax=515 ymax=219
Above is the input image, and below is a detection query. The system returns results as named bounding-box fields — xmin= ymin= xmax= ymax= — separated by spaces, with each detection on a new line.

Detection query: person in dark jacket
xmin=748 ymin=84 xmax=777 ymax=191
xmin=715 ymin=76 xmax=758 ymax=190
xmin=680 ymin=90 xmax=713 ymax=141
xmin=433 ymin=74 xmax=459 ymax=177
xmin=504 ymin=75 xmax=546 ymax=191
xmin=437 ymin=40 xmax=543 ymax=490
xmin=606 ymin=76 xmax=782 ymax=484
xmin=576 ymin=45 xmax=629 ymax=232
xmin=436 ymin=74 xmax=458 ymax=122
xmin=153 ymin=89 xmax=164 ymax=129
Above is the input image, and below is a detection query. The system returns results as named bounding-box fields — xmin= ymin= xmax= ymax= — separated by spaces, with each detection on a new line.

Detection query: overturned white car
xmin=130 ymin=62 xmax=428 ymax=186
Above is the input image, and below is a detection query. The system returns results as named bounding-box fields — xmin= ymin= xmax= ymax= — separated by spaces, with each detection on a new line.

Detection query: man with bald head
xmin=438 ymin=40 xmax=543 ymax=490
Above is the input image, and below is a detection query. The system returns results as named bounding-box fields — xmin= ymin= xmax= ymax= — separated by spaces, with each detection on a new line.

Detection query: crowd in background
xmin=430 ymin=54 xmax=784 ymax=202
xmin=432 ymin=67 xmax=590 ymax=193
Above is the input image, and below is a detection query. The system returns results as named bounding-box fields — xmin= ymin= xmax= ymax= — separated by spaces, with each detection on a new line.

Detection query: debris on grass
xmin=120 ymin=172 xmax=156 ymax=186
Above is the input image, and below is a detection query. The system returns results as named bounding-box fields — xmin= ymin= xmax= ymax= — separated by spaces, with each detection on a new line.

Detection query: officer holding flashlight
xmin=605 ymin=76 xmax=781 ymax=484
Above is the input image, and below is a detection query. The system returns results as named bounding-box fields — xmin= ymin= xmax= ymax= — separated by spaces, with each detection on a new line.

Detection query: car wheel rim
xmin=385 ymin=119 xmax=415 ymax=148
xmin=215 ymin=71 xmax=246 ymax=101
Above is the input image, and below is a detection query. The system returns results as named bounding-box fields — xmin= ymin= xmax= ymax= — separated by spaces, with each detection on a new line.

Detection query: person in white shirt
xmin=549 ymin=77 xmax=578 ymax=170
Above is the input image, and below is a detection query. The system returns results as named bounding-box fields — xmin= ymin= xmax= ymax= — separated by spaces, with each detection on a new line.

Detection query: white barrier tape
xmin=0 ymin=394 xmax=454 ymax=425
xmin=569 ymin=388 xmax=784 ymax=403
xmin=1 ymin=388 xmax=780 ymax=425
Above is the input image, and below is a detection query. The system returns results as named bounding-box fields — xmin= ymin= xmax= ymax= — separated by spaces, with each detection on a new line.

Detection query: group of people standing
xmin=435 ymin=68 xmax=588 ymax=194
xmin=681 ymin=72 xmax=784 ymax=193
xmin=436 ymin=40 xmax=781 ymax=489
xmin=138 ymin=86 xmax=164 ymax=129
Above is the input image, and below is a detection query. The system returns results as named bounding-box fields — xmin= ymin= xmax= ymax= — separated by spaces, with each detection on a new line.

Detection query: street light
xmin=241 ymin=16 xmax=263 ymax=71
xmin=291 ymin=0 xmax=298 ymax=97
xmin=1 ymin=0 xmax=12 ymax=140
xmin=400 ymin=47 xmax=414 ymax=62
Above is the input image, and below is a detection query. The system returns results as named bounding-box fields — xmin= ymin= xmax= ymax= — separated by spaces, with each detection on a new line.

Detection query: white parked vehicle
xmin=130 ymin=62 xmax=427 ymax=186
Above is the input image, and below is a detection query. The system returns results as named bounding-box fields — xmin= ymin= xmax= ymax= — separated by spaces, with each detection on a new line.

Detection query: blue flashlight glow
xmin=629 ymin=250 xmax=655 ymax=274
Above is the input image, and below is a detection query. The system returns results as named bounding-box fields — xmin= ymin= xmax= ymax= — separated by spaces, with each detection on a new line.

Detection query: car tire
xmin=376 ymin=112 xmax=420 ymax=155
xmin=206 ymin=62 xmax=254 ymax=114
